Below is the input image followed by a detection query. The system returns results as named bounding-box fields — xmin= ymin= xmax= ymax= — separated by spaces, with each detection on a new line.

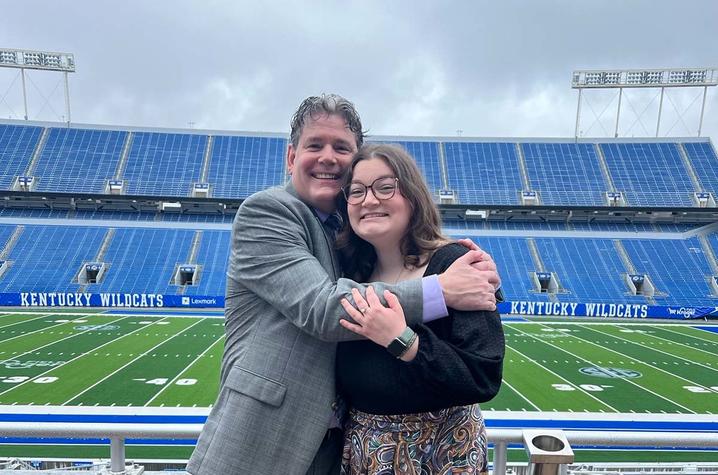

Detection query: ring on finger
xmin=358 ymin=307 xmax=368 ymax=314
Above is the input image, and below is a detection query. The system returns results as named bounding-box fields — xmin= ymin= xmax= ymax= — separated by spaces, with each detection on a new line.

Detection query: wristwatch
xmin=387 ymin=327 xmax=417 ymax=358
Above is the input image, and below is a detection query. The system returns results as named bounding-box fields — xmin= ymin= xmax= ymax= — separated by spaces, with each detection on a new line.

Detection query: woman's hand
xmin=340 ymin=286 xmax=407 ymax=347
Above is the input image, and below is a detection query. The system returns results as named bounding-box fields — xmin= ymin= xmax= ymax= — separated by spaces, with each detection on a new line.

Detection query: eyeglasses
xmin=343 ymin=177 xmax=399 ymax=205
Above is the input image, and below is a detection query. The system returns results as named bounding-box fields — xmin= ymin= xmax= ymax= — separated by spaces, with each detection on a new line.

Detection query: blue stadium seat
xmin=88 ymin=228 xmax=196 ymax=293
xmin=0 ymin=225 xmax=106 ymax=292
xmin=0 ymin=124 xmax=43 ymax=190
xmin=683 ymin=141 xmax=718 ymax=197
xmin=208 ymin=135 xmax=287 ymax=199
xmin=184 ymin=231 xmax=231 ymax=296
xmin=33 ymin=128 xmax=126 ymax=193
xmin=522 ymin=143 xmax=607 ymax=206
xmin=123 ymin=132 xmax=207 ymax=196
xmin=600 ymin=143 xmax=695 ymax=207
xmin=443 ymin=142 xmax=522 ymax=205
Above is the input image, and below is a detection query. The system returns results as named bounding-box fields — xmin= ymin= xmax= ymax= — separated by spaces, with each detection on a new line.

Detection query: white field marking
xmin=0 ymin=318 xmax=80 ymax=346
xmin=144 ymin=332 xmax=224 ymax=407
xmin=499 ymin=378 xmax=540 ymax=411
xmin=506 ymin=345 xmax=617 ymax=412
xmin=0 ymin=318 xmax=172 ymax=398
xmin=62 ymin=318 xmax=207 ymax=405
xmin=520 ymin=324 xmax=697 ymax=414
xmin=658 ymin=325 xmax=718 ymax=347
xmin=0 ymin=314 xmax=53 ymax=330
xmin=539 ymin=323 xmax=716 ymax=391
xmin=587 ymin=325 xmax=718 ymax=373
xmin=0 ymin=315 xmax=131 ymax=366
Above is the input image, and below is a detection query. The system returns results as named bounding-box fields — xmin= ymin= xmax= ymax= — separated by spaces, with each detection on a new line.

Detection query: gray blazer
xmin=187 ymin=182 xmax=423 ymax=475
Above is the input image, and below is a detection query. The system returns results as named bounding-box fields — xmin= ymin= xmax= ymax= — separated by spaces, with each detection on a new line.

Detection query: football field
xmin=1 ymin=311 xmax=717 ymax=462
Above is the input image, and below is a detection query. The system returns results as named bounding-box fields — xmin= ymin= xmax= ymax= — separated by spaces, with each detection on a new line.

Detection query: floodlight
xmin=0 ymin=48 xmax=75 ymax=72
xmin=43 ymin=53 xmax=61 ymax=68
xmin=687 ymin=69 xmax=706 ymax=83
xmin=626 ymin=71 xmax=643 ymax=85
xmin=604 ymin=72 xmax=620 ymax=84
xmin=23 ymin=52 xmax=41 ymax=66
xmin=572 ymin=66 xmax=717 ymax=138
xmin=573 ymin=67 xmax=716 ymax=88
xmin=0 ymin=47 xmax=76 ymax=123
xmin=669 ymin=70 xmax=686 ymax=84
xmin=0 ymin=50 xmax=17 ymax=64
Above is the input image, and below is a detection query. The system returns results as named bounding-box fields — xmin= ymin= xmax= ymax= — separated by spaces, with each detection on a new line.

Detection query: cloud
xmin=0 ymin=0 xmax=716 ymax=143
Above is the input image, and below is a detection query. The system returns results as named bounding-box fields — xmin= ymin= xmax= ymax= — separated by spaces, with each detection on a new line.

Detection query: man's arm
xmin=229 ymin=191 xmax=424 ymax=342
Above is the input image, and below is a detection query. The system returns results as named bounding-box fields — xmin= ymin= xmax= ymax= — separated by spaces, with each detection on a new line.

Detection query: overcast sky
xmin=1 ymin=0 xmax=716 ymax=143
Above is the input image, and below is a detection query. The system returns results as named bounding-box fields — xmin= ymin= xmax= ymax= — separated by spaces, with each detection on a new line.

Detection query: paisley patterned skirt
xmin=341 ymin=404 xmax=487 ymax=475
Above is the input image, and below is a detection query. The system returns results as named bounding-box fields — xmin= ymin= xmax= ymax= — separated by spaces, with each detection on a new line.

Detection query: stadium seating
xmin=1 ymin=119 xmax=718 ymax=309
xmin=0 ymin=225 xmax=106 ymax=292
xmin=443 ymin=141 xmax=523 ymax=204
xmin=33 ymin=127 xmax=126 ymax=193
xmin=123 ymin=132 xmax=207 ymax=196
xmin=683 ymin=141 xmax=718 ymax=196
xmin=600 ymin=143 xmax=696 ymax=207
xmin=0 ymin=124 xmax=42 ymax=190
xmin=208 ymin=135 xmax=287 ymax=198
xmin=86 ymin=228 xmax=197 ymax=294
xmin=521 ymin=142 xmax=606 ymax=206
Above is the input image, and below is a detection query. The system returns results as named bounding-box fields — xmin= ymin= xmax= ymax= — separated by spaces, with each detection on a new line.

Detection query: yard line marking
xmin=588 ymin=325 xmax=718 ymax=373
xmin=0 ymin=319 xmax=77 ymax=345
xmin=507 ymin=345 xmax=617 ymax=412
xmin=144 ymin=332 xmax=224 ymax=407
xmin=0 ymin=318 xmax=170 ymax=398
xmin=520 ymin=324 xmax=697 ymax=414
xmin=62 ymin=318 xmax=207 ymax=405
xmin=551 ymin=324 xmax=716 ymax=390
xmin=659 ymin=326 xmax=718 ymax=347
xmin=0 ymin=315 xmax=131 ymax=367
xmin=0 ymin=314 xmax=53 ymax=330
xmin=499 ymin=378 xmax=540 ymax=411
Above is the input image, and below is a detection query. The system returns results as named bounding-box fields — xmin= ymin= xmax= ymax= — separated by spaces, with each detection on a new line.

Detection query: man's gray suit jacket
xmin=187 ymin=182 xmax=424 ymax=474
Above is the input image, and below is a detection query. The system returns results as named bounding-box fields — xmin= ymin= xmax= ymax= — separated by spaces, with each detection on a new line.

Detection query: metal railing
xmin=1 ymin=422 xmax=718 ymax=474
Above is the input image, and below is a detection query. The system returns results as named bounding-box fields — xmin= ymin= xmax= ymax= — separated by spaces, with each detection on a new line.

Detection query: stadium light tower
xmin=0 ymin=48 xmax=75 ymax=124
xmin=572 ymin=67 xmax=717 ymax=138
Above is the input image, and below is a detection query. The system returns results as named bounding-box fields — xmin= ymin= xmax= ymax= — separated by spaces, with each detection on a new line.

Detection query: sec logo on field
xmin=579 ymin=366 xmax=642 ymax=379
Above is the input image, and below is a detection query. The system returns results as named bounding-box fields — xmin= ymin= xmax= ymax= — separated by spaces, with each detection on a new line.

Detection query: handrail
xmin=1 ymin=423 xmax=717 ymax=474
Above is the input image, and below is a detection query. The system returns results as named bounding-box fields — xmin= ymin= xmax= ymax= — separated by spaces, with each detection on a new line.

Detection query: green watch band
xmin=387 ymin=326 xmax=417 ymax=358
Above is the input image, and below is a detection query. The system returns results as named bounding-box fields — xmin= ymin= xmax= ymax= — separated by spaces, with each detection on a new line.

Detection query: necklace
xmin=376 ymin=264 xmax=409 ymax=284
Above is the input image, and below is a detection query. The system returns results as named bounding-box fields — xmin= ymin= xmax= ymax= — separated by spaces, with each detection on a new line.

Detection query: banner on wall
xmin=498 ymin=301 xmax=718 ymax=320
xmin=0 ymin=292 xmax=715 ymax=319
xmin=0 ymin=292 xmax=224 ymax=309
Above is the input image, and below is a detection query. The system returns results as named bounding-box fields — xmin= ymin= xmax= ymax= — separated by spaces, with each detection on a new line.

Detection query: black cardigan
xmin=336 ymin=243 xmax=505 ymax=415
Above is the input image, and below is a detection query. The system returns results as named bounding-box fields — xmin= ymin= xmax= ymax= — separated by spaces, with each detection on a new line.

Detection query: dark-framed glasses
xmin=343 ymin=177 xmax=399 ymax=205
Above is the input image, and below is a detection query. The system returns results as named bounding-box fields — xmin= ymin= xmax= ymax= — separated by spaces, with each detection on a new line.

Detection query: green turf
xmin=147 ymin=335 xmax=223 ymax=407
xmin=2 ymin=313 xmax=718 ymax=464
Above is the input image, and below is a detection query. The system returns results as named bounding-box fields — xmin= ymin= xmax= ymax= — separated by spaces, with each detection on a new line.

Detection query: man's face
xmin=287 ymin=114 xmax=358 ymax=213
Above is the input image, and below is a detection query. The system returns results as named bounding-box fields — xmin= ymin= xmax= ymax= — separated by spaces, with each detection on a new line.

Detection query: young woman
xmin=335 ymin=144 xmax=505 ymax=474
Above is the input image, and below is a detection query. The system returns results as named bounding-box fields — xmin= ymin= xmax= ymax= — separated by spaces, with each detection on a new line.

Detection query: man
xmin=187 ymin=94 xmax=500 ymax=474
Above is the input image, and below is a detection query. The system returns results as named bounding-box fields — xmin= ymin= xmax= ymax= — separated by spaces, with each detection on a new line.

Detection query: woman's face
xmin=347 ymin=157 xmax=412 ymax=247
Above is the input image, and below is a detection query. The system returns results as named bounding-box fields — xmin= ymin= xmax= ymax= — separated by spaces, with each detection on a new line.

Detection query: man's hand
xmin=438 ymin=249 xmax=500 ymax=311
xmin=339 ymin=287 xmax=407 ymax=347
xmin=455 ymin=238 xmax=502 ymax=289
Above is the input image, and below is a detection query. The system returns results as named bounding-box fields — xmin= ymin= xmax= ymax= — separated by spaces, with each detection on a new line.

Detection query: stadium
xmin=0 ymin=38 xmax=717 ymax=475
